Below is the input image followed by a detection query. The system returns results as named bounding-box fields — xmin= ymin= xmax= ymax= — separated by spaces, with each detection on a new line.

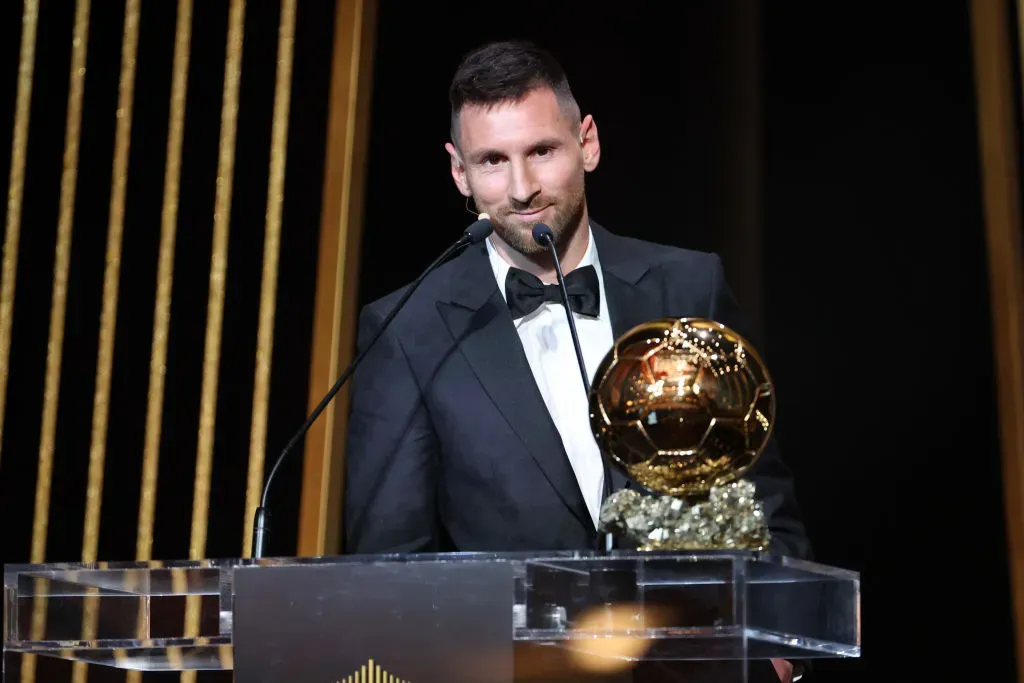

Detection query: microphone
xmin=250 ymin=215 xmax=494 ymax=559
xmin=532 ymin=223 xmax=614 ymax=552
xmin=531 ymin=223 xmax=589 ymax=393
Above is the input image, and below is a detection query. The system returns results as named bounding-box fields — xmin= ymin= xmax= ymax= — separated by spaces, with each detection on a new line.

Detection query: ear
xmin=579 ymin=114 xmax=601 ymax=172
xmin=445 ymin=142 xmax=472 ymax=197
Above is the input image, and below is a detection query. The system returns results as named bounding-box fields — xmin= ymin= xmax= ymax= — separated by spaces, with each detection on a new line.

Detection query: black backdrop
xmin=359 ymin=2 xmax=1016 ymax=682
xmin=0 ymin=1 xmax=1017 ymax=682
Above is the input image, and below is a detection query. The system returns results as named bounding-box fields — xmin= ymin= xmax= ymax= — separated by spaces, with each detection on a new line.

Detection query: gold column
xmin=189 ymin=0 xmax=246 ymax=564
xmin=183 ymin=2 xmax=246 ymax=682
xmin=129 ymin=6 xmax=192 ymax=680
xmin=297 ymin=0 xmax=379 ymax=557
xmin=23 ymin=4 xmax=91 ymax=683
xmin=136 ymin=0 xmax=193 ymax=562
xmin=30 ymin=0 xmax=90 ymax=565
xmin=6 ymin=7 xmax=42 ymax=683
xmin=969 ymin=1 xmax=1024 ymax=681
xmin=242 ymin=0 xmax=297 ymax=557
xmin=83 ymin=0 xmax=140 ymax=570
xmin=0 ymin=0 xmax=39 ymax=467
xmin=70 ymin=3 xmax=140 ymax=682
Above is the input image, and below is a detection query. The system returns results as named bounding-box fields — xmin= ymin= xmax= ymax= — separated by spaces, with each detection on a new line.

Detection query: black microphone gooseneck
xmin=250 ymin=216 xmax=495 ymax=559
xmin=531 ymin=224 xmax=589 ymax=393
xmin=531 ymin=224 xmax=614 ymax=551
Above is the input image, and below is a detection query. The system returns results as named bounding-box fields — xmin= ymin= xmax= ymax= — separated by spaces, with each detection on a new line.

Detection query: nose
xmin=508 ymin=160 xmax=540 ymax=208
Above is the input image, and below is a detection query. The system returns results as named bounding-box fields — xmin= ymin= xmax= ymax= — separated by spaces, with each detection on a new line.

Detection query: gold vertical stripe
xmin=170 ymin=564 xmax=189 ymax=677
xmin=182 ymin=5 xmax=246 ymax=683
xmin=20 ymin=578 xmax=46 ymax=683
xmin=82 ymin=0 xmax=140 ymax=567
xmin=137 ymin=0 xmax=193 ymax=564
xmin=70 ymin=5 xmax=140 ymax=683
xmin=242 ymin=0 xmax=296 ymax=557
xmin=69 ymin=588 xmax=100 ymax=683
xmin=970 ymin=1 xmax=1024 ymax=680
xmin=219 ymin=644 xmax=234 ymax=670
xmin=165 ymin=565 xmax=186 ymax=672
xmin=298 ymin=0 xmax=378 ymax=557
xmin=189 ymin=0 xmax=246 ymax=562
xmin=166 ymin=645 xmax=185 ymax=671
xmin=31 ymin=0 xmax=90 ymax=564
xmin=0 ymin=0 xmax=39 ymax=466
xmin=125 ymin=601 xmax=147 ymax=683
xmin=24 ymin=7 xmax=91 ymax=683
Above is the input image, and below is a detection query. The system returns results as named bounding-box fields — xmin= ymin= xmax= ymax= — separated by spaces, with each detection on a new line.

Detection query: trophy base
xmin=598 ymin=479 xmax=770 ymax=551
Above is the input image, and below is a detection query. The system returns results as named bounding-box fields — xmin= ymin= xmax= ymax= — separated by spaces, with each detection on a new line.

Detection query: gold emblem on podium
xmin=590 ymin=318 xmax=774 ymax=551
xmin=338 ymin=658 xmax=408 ymax=683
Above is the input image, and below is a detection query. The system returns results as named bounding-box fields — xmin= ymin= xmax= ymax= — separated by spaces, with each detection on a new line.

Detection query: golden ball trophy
xmin=590 ymin=318 xmax=775 ymax=551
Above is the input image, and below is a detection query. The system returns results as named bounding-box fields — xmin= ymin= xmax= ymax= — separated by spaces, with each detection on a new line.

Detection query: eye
xmin=482 ymin=154 xmax=504 ymax=167
xmin=534 ymin=146 xmax=553 ymax=157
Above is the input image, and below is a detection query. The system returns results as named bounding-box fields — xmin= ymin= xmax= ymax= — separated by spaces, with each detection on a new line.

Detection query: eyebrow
xmin=468 ymin=138 xmax=564 ymax=165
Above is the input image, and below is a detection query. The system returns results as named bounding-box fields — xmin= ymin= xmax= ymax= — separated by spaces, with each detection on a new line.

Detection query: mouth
xmin=509 ymin=206 xmax=550 ymax=221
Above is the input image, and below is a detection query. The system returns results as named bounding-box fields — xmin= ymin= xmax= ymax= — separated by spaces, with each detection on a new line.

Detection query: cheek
xmin=537 ymin=159 xmax=582 ymax=196
xmin=467 ymin=172 xmax=508 ymax=205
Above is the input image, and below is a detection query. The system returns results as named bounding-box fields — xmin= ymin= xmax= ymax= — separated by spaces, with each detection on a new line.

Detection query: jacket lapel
xmin=592 ymin=223 xmax=666 ymax=338
xmin=437 ymin=244 xmax=595 ymax=532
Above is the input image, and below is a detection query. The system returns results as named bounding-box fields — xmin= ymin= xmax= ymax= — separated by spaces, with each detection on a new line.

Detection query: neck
xmin=491 ymin=210 xmax=590 ymax=284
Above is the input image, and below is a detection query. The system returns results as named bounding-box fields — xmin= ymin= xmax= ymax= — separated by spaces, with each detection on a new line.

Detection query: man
xmin=344 ymin=41 xmax=809 ymax=681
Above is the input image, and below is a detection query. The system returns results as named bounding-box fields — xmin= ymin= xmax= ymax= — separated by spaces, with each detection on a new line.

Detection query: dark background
xmin=1 ymin=1 xmax=1019 ymax=682
xmin=358 ymin=2 xmax=1018 ymax=682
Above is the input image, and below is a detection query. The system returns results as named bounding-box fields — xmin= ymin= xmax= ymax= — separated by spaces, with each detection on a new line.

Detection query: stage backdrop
xmin=3 ymin=2 xmax=1023 ymax=683
xmin=0 ymin=1 xmax=357 ymax=681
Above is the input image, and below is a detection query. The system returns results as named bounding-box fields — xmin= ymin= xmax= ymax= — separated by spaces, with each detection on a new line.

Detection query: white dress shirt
xmin=486 ymin=226 xmax=614 ymax=526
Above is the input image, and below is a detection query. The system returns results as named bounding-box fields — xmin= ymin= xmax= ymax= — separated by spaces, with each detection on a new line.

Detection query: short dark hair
xmin=448 ymin=40 xmax=581 ymax=146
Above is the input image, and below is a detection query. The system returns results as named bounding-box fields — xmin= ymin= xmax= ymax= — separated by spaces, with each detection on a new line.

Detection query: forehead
xmin=456 ymin=88 xmax=573 ymax=152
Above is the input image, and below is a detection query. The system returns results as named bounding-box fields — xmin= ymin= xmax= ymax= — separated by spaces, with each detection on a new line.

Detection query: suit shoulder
xmin=363 ymin=282 xmax=413 ymax=318
xmin=361 ymin=281 xmax=434 ymax=332
xmin=358 ymin=246 xmax=471 ymax=325
xmin=601 ymin=230 xmax=723 ymax=272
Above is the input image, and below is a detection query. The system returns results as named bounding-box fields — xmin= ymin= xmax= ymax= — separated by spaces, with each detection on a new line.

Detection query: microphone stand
xmin=533 ymin=228 xmax=589 ymax=393
xmin=532 ymin=224 xmax=614 ymax=552
xmin=251 ymin=217 xmax=493 ymax=559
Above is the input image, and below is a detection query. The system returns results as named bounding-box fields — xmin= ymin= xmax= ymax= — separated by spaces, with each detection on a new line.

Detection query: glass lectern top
xmin=4 ymin=550 xmax=860 ymax=672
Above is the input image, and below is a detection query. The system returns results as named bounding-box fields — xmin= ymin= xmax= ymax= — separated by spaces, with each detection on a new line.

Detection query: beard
xmin=488 ymin=184 xmax=586 ymax=257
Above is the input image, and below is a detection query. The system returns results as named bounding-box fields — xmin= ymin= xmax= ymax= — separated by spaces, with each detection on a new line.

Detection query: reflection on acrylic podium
xmin=4 ymin=549 xmax=859 ymax=682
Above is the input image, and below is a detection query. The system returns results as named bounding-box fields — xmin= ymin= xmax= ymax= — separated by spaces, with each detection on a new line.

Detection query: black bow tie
xmin=504 ymin=265 xmax=600 ymax=319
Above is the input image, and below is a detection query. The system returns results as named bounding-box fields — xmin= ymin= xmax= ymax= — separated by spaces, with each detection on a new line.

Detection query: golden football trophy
xmin=589 ymin=318 xmax=774 ymax=551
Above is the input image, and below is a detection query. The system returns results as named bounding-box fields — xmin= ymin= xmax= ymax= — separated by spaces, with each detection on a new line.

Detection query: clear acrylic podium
xmin=4 ymin=550 xmax=860 ymax=682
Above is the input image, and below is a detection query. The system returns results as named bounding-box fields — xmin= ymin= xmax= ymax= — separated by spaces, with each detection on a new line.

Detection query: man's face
xmin=446 ymin=87 xmax=600 ymax=255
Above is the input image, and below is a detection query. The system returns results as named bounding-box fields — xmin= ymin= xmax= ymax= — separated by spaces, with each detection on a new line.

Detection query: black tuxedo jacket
xmin=343 ymin=222 xmax=811 ymax=560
